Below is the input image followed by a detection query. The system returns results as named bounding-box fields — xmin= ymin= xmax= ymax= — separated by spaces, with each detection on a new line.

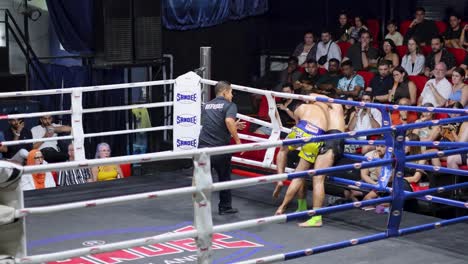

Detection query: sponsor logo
xmin=176 ymin=92 xmax=197 ymax=104
xmin=176 ymin=114 xmax=197 ymax=127
xmin=47 ymin=226 xmax=263 ymax=264
xmin=204 ymin=103 xmax=224 ymax=110
xmin=305 ymin=124 xmax=318 ymax=134
xmin=176 ymin=138 xmax=197 ymax=150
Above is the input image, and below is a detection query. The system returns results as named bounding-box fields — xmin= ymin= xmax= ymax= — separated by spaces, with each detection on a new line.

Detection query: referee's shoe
xmin=219 ymin=207 xmax=238 ymax=215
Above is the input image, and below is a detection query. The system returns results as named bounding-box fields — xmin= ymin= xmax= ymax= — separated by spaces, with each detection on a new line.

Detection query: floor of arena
xmin=25 ymin=166 xmax=468 ymax=264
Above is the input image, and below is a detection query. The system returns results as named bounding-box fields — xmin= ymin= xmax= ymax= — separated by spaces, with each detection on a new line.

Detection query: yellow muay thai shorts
xmin=286 ymin=120 xmax=325 ymax=164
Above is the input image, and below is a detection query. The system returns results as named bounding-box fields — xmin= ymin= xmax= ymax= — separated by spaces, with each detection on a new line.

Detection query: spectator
xmin=404 ymin=7 xmax=438 ymax=46
xmin=20 ymin=149 xmax=56 ymax=191
xmin=344 ymin=30 xmax=379 ymax=71
xmin=315 ymin=29 xmax=342 ymax=70
xmin=385 ymin=19 xmax=403 ymax=46
xmin=348 ymin=16 xmax=369 ymax=44
xmin=255 ymin=84 xmax=298 ymax=135
xmin=389 ymin=66 xmax=417 ymax=105
xmin=335 ymin=60 xmax=365 ymax=99
xmin=294 ymin=59 xmax=320 ymax=93
xmin=391 ymin=98 xmax=419 ymax=125
xmin=444 ymin=14 xmax=463 ymax=48
xmin=368 ymin=60 xmax=393 ymax=103
xmin=275 ymin=56 xmax=302 ymax=91
xmin=424 ymin=36 xmax=456 ymax=78
xmin=343 ymin=96 xmax=357 ymax=131
xmin=334 ymin=12 xmax=352 ymax=42
xmin=459 ymin=24 xmax=468 ymax=50
xmin=401 ymin=37 xmax=425 ymax=76
xmin=418 ymin=62 xmax=452 ymax=107
xmin=292 ymin=31 xmax=317 ymax=66
xmin=379 ymin=39 xmax=400 ymax=69
xmin=58 ymin=143 xmax=93 ymax=186
xmin=316 ymin=58 xmax=342 ymax=95
xmin=403 ymin=133 xmax=427 ymax=190
xmin=446 ymin=67 xmax=468 ymax=107
xmin=447 ymin=122 xmax=467 ymax=170
xmin=412 ymin=103 xmax=441 ymax=144
xmin=91 ymin=142 xmax=123 ymax=182
xmin=2 ymin=112 xmax=32 ymax=164
xmin=31 ymin=115 xmax=71 ymax=163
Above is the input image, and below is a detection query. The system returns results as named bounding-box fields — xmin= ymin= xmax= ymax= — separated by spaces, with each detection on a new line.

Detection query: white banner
xmin=173 ymin=72 xmax=202 ymax=151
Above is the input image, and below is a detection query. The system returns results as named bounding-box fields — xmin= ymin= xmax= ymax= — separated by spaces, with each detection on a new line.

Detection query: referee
xmin=198 ymin=81 xmax=245 ymax=215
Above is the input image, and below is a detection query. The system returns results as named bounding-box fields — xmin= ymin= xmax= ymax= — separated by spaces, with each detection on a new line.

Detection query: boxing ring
xmin=0 ymin=72 xmax=467 ymax=264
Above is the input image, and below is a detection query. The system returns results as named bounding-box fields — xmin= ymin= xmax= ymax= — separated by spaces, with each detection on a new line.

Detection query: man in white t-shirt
xmin=31 ymin=115 xmax=72 ymax=163
xmin=418 ymin=62 xmax=452 ymax=107
xmin=315 ymin=29 xmax=342 ymax=70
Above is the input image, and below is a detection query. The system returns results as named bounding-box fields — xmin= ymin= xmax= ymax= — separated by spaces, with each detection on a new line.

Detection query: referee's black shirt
xmin=198 ymin=96 xmax=237 ymax=147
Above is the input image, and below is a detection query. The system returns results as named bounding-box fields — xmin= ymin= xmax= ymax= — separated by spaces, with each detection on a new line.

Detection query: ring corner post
xmin=71 ymin=89 xmax=86 ymax=161
xmin=193 ymin=152 xmax=214 ymax=263
xmin=200 ymin=47 xmax=212 ymax=103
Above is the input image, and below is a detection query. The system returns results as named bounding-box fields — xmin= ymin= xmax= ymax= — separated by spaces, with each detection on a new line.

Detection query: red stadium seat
xmin=357 ymin=71 xmax=375 ymax=88
xmin=120 ymin=164 xmax=131 ymax=178
xmin=435 ymin=21 xmax=447 ymax=34
xmin=318 ymin=67 xmax=328 ymax=75
xmin=366 ymin=19 xmax=380 ymax=41
xmin=257 ymin=96 xmax=270 ymax=120
xmin=400 ymin=20 xmax=412 ymax=36
xmin=447 ymin=47 xmax=467 ymax=66
xmin=408 ymin=75 xmax=428 ymax=100
xmin=51 ymin=171 xmax=59 ymax=185
xmin=441 ymin=161 xmax=468 ymax=171
xmin=396 ymin=45 xmax=408 ymax=58
xmin=337 ymin=41 xmax=352 ymax=57
xmin=421 ymin=45 xmax=432 ymax=56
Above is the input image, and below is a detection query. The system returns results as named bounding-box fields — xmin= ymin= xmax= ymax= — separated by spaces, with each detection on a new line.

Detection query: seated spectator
xmin=335 ymin=60 xmax=365 ymax=99
xmin=343 ymin=96 xmax=357 ymax=132
xmin=292 ymin=31 xmax=317 ymax=66
xmin=460 ymin=24 xmax=468 ymax=50
xmin=275 ymin=56 xmax=302 ymax=91
xmin=389 ymin=66 xmax=417 ymax=105
xmin=334 ymin=12 xmax=352 ymax=42
xmin=412 ymin=103 xmax=441 ymax=145
xmin=391 ymin=98 xmax=419 ymax=125
xmin=446 ymin=67 xmax=468 ymax=107
xmin=347 ymin=92 xmax=382 ymax=153
xmin=444 ymin=14 xmax=463 ymax=48
xmin=20 ymin=149 xmax=56 ymax=191
xmin=401 ymin=37 xmax=425 ymax=76
xmin=403 ymin=133 xmax=428 ymax=189
xmin=385 ymin=19 xmax=403 ymax=46
xmin=316 ymin=58 xmax=342 ymax=95
xmin=2 ymin=113 xmax=32 ymax=164
xmin=91 ymin=142 xmax=123 ymax=182
xmin=424 ymin=36 xmax=456 ymax=78
xmin=404 ymin=7 xmax=438 ymax=46
xmin=446 ymin=121 xmax=467 ymax=169
xmin=58 ymin=143 xmax=93 ymax=186
xmin=379 ymin=39 xmax=400 ymax=69
xmin=348 ymin=16 xmax=369 ymax=44
xmin=418 ymin=62 xmax=452 ymax=107
xmin=315 ymin=29 xmax=342 ymax=70
xmin=31 ymin=115 xmax=71 ymax=163
xmin=294 ymin=59 xmax=320 ymax=93
xmin=344 ymin=30 xmax=379 ymax=71
xmin=368 ymin=60 xmax=393 ymax=103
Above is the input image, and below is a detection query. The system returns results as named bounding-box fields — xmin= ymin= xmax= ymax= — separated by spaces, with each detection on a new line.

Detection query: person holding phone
xmin=2 ymin=111 xmax=32 ymax=164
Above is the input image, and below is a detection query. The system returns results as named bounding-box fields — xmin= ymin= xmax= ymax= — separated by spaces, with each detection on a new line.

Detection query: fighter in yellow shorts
xmin=286 ymin=120 xmax=325 ymax=164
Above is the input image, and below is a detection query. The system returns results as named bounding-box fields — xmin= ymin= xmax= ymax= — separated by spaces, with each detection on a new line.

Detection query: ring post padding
xmin=71 ymin=90 xmax=85 ymax=161
xmin=173 ymin=72 xmax=202 ymax=151
xmin=193 ymin=152 xmax=213 ymax=264
xmin=263 ymin=93 xmax=281 ymax=168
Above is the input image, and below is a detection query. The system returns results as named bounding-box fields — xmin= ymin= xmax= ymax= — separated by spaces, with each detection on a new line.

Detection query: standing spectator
xmin=459 ymin=24 xmax=468 ymax=50
xmin=2 ymin=112 xmax=32 ymax=164
xmin=316 ymin=58 xmax=343 ymax=95
xmin=424 ymin=36 xmax=456 ymax=77
xmin=418 ymin=62 xmax=452 ymax=107
xmin=275 ymin=56 xmax=302 ymax=91
xmin=379 ymin=39 xmax=400 ymax=69
xmin=389 ymin=66 xmax=417 ymax=105
xmin=334 ymin=12 xmax=352 ymax=42
xmin=315 ymin=29 xmax=342 ymax=70
xmin=292 ymin=31 xmax=317 ymax=66
xmin=385 ymin=19 xmax=403 ymax=46
xmin=335 ymin=60 xmax=365 ymax=99
xmin=368 ymin=60 xmax=393 ymax=103
xmin=294 ymin=59 xmax=320 ymax=93
xmin=404 ymin=7 xmax=438 ymax=46
xmin=91 ymin=142 xmax=123 ymax=182
xmin=348 ymin=16 xmax=369 ymax=44
xmin=401 ymin=37 xmax=425 ymax=75
xmin=198 ymin=81 xmax=245 ymax=215
xmin=444 ymin=14 xmax=463 ymax=48
xmin=30 ymin=115 xmax=71 ymax=163
xmin=446 ymin=67 xmax=468 ymax=107
xmin=58 ymin=143 xmax=93 ymax=186
xmin=344 ymin=30 xmax=379 ymax=71
xmin=20 ymin=149 xmax=56 ymax=191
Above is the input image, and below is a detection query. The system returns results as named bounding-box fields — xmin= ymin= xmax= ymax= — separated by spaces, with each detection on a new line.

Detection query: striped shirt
xmin=58 ymin=168 xmax=92 ymax=186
